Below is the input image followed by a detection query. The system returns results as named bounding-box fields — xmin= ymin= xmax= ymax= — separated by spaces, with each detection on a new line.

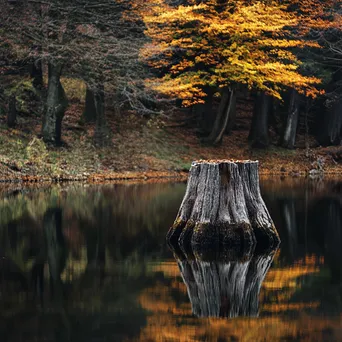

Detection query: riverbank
xmin=1 ymin=103 xmax=341 ymax=183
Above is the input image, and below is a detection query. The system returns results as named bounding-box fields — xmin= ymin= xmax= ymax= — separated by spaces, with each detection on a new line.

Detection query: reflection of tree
xmin=43 ymin=208 xmax=67 ymax=300
xmin=0 ymin=183 xmax=183 ymax=341
xmin=0 ymin=183 xmax=185 ymax=231
xmin=0 ymin=203 xmax=149 ymax=342
xmin=315 ymin=199 xmax=342 ymax=284
xmin=136 ymin=254 xmax=341 ymax=342
xmin=0 ymin=183 xmax=186 ymax=297
xmin=1 ymin=180 xmax=341 ymax=341
xmin=282 ymin=199 xmax=298 ymax=262
xmin=176 ymin=249 xmax=276 ymax=318
xmin=287 ymin=198 xmax=342 ymax=313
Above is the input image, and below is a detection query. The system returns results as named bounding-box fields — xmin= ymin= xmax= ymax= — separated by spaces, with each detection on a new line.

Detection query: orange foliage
xmin=287 ymin=0 xmax=341 ymax=31
xmin=141 ymin=0 xmax=329 ymax=105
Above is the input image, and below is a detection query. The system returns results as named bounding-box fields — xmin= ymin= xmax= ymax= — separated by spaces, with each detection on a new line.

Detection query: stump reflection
xmin=174 ymin=247 xmax=277 ymax=318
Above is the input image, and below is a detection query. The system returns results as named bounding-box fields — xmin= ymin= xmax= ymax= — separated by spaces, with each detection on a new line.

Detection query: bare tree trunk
xmin=317 ymin=97 xmax=342 ymax=146
xmin=203 ymin=88 xmax=236 ymax=145
xmin=42 ymin=62 xmax=68 ymax=144
xmin=93 ymin=84 xmax=109 ymax=146
xmin=194 ymin=91 xmax=214 ymax=134
xmin=282 ymin=89 xmax=300 ymax=149
xmin=270 ymin=98 xmax=282 ymax=136
xmin=248 ymin=92 xmax=271 ymax=148
xmin=30 ymin=58 xmax=43 ymax=90
xmin=82 ymin=85 xmax=97 ymax=123
xmin=7 ymin=94 xmax=16 ymax=128
xmin=167 ymin=160 xmax=280 ymax=258
xmin=225 ymin=92 xmax=237 ymax=134
xmin=304 ymin=99 xmax=312 ymax=157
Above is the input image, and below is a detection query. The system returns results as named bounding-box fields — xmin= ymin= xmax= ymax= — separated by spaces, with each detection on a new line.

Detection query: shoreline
xmin=1 ymin=105 xmax=341 ymax=185
xmin=0 ymin=167 xmax=341 ymax=184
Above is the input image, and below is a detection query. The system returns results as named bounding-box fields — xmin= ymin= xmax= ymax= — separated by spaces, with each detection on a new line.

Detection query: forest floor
xmin=0 ymin=97 xmax=341 ymax=182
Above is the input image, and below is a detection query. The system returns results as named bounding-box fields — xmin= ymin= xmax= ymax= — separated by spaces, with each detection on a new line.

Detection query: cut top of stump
xmin=167 ymin=159 xmax=280 ymax=255
xmin=191 ymin=159 xmax=259 ymax=165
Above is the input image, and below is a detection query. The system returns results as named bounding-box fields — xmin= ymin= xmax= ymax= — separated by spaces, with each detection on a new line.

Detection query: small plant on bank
xmin=25 ymin=137 xmax=48 ymax=165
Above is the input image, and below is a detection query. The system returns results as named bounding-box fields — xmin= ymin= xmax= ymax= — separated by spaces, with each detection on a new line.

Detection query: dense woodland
xmin=0 ymin=0 xmax=341 ymax=152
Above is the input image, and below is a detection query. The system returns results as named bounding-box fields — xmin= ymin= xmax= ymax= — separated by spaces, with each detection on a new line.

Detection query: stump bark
xmin=167 ymin=160 xmax=280 ymax=254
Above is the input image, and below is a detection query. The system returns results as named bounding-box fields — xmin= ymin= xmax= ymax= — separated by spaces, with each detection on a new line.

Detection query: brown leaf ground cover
xmin=0 ymin=100 xmax=341 ymax=182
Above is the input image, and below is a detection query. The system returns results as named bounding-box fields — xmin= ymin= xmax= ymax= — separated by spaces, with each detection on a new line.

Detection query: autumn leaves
xmin=141 ymin=0 xmax=339 ymax=104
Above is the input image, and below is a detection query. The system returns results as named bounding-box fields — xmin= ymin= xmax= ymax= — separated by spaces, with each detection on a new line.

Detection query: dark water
xmin=0 ymin=178 xmax=342 ymax=342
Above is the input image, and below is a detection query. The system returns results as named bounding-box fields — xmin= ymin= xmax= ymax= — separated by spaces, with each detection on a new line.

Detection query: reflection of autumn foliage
xmin=134 ymin=256 xmax=341 ymax=342
xmin=0 ymin=183 xmax=186 ymax=293
xmin=261 ymin=262 xmax=321 ymax=313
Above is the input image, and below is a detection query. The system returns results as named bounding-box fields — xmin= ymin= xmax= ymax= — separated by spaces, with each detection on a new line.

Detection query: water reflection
xmin=175 ymin=248 xmax=276 ymax=318
xmin=0 ymin=178 xmax=341 ymax=341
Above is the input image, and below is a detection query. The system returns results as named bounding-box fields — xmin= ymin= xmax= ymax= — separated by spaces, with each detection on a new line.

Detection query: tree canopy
xmin=141 ymin=0 xmax=331 ymax=105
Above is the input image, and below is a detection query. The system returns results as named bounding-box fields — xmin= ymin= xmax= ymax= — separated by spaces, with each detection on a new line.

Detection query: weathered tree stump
xmin=167 ymin=160 xmax=280 ymax=254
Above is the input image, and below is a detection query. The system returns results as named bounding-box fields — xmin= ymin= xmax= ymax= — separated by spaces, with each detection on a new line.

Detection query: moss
xmin=192 ymin=222 xmax=219 ymax=246
xmin=166 ymin=219 xmax=187 ymax=246
xmin=179 ymin=219 xmax=195 ymax=247
xmin=168 ymin=216 xmax=280 ymax=260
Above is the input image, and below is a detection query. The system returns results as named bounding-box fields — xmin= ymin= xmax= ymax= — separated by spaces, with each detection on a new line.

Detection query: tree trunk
xmin=175 ymin=247 xmax=276 ymax=318
xmin=93 ymin=84 xmax=109 ymax=146
xmin=248 ymin=92 xmax=271 ymax=148
xmin=43 ymin=208 xmax=66 ymax=300
xmin=225 ymin=92 xmax=237 ymax=134
xmin=82 ymin=86 xmax=97 ymax=123
xmin=7 ymin=94 xmax=16 ymax=128
xmin=30 ymin=58 xmax=43 ymax=90
xmin=194 ymin=92 xmax=214 ymax=135
xmin=203 ymin=88 xmax=236 ymax=145
xmin=167 ymin=160 xmax=280 ymax=258
xmin=317 ymin=97 xmax=342 ymax=146
xmin=42 ymin=62 xmax=68 ymax=145
xmin=282 ymin=89 xmax=300 ymax=149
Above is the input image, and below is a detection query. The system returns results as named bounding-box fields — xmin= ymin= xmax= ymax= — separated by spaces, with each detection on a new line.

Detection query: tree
xmin=316 ymin=5 xmax=342 ymax=145
xmin=142 ymin=0 xmax=322 ymax=145
xmin=248 ymin=92 xmax=273 ymax=148
xmin=281 ymin=89 xmax=300 ymax=149
xmin=0 ymin=0 xmax=149 ymax=145
xmin=282 ymin=0 xmax=342 ymax=148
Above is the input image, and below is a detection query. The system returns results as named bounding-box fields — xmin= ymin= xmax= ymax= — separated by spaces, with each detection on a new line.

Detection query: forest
xmin=1 ymin=2 xmax=342 ymax=339
xmin=0 ymin=0 xmax=342 ymax=179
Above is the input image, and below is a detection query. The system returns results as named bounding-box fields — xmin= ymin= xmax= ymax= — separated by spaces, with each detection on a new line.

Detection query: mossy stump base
xmin=167 ymin=160 xmax=280 ymax=256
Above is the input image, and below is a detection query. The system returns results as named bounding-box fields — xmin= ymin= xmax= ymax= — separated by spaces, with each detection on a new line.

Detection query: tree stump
xmin=167 ymin=160 xmax=280 ymax=254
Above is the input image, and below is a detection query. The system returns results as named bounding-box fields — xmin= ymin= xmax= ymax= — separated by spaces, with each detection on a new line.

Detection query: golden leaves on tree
xmin=140 ymin=0 xmax=337 ymax=105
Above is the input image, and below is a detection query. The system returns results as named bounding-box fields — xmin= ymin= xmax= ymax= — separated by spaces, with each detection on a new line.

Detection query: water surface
xmin=0 ymin=178 xmax=341 ymax=341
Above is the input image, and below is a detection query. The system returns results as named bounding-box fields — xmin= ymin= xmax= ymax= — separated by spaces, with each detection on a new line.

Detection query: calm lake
xmin=0 ymin=177 xmax=342 ymax=342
